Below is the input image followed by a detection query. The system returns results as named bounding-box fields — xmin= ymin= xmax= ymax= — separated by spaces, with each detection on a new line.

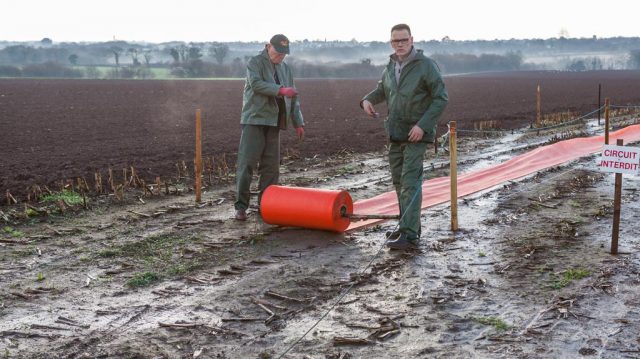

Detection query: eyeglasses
xmin=390 ymin=38 xmax=410 ymax=45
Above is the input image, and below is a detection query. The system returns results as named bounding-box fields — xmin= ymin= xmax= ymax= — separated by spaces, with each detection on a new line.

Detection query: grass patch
xmin=472 ymin=316 xmax=509 ymax=331
xmin=41 ymin=190 xmax=83 ymax=206
xmin=3 ymin=226 xmax=24 ymax=238
xmin=478 ymin=251 xmax=486 ymax=257
xmin=127 ymin=271 xmax=160 ymax=288
xmin=166 ymin=261 xmax=203 ymax=276
xmin=98 ymin=233 xmax=204 ymax=287
xmin=551 ymin=267 xmax=590 ymax=289
xmin=97 ymin=249 xmax=119 ymax=258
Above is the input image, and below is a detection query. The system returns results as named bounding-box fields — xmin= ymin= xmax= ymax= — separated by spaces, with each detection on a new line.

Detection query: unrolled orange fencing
xmin=347 ymin=124 xmax=640 ymax=231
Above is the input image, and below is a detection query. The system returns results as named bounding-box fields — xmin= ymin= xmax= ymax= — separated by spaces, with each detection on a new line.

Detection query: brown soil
xmin=3 ymin=71 xmax=640 ymax=199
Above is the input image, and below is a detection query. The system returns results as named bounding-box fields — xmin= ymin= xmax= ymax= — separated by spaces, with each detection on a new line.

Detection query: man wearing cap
xmin=360 ymin=24 xmax=448 ymax=250
xmin=234 ymin=34 xmax=304 ymax=221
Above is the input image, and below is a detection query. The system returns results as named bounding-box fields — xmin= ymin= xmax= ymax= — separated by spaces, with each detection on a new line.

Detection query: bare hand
xmin=408 ymin=125 xmax=424 ymax=142
xmin=278 ymin=87 xmax=298 ymax=98
xmin=295 ymin=126 xmax=305 ymax=141
xmin=362 ymin=100 xmax=379 ymax=118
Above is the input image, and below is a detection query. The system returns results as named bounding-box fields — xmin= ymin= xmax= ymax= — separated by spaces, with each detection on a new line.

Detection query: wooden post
xmin=604 ymin=98 xmax=610 ymax=145
xmin=449 ymin=121 xmax=458 ymax=231
xmin=195 ymin=109 xmax=203 ymax=203
xmin=536 ymin=84 xmax=541 ymax=126
xmin=597 ymin=84 xmax=601 ymax=126
xmin=610 ymin=138 xmax=623 ymax=255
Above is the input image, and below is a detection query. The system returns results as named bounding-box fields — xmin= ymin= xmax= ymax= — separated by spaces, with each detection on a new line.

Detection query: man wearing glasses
xmin=234 ymin=34 xmax=305 ymax=221
xmin=360 ymin=24 xmax=448 ymax=250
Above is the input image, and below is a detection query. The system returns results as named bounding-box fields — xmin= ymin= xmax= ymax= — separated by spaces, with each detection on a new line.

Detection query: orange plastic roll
xmin=261 ymin=185 xmax=353 ymax=232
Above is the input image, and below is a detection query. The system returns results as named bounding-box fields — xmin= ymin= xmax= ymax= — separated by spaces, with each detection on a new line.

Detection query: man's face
xmin=390 ymin=29 xmax=413 ymax=58
xmin=267 ymin=44 xmax=287 ymax=64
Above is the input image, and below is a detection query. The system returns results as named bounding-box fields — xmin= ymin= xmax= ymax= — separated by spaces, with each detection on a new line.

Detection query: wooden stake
xmin=6 ymin=190 xmax=17 ymax=205
xmin=604 ymin=98 xmax=610 ymax=145
xmin=536 ymin=84 xmax=541 ymax=126
xmin=129 ymin=167 xmax=138 ymax=187
xmin=94 ymin=171 xmax=103 ymax=194
xmin=449 ymin=121 xmax=458 ymax=231
xmin=611 ymin=138 xmax=623 ymax=255
xmin=195 ymin=109 xmax=203 ymax=203
xmin=122 ymin=168 xmax=128 ymax=188
xmin=108 ymin=168 xmax=115 ymax=192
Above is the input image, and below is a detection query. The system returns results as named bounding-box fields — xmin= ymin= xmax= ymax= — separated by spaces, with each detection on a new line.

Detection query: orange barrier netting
xmin=347 ymin=124 xmax=640 ymax=231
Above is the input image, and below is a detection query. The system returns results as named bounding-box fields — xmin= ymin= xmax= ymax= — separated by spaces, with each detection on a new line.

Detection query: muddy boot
xmin=235 ymin=209 xmax=247 ymax=221
xmin=385 ymin=230 xmax=401 ymax=240
xmin=386 ymin=233 xmax=419 ymax=250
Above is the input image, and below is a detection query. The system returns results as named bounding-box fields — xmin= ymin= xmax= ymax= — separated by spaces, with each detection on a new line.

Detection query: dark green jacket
xmin=363 ymin=49 xmax=448 ymax=142
xmin=240 ymin=48 xmax=304 ymax=128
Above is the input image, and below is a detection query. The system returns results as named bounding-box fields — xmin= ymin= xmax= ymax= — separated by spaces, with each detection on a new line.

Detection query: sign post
xmin=598 ymin=140 xmax=640 ymax=254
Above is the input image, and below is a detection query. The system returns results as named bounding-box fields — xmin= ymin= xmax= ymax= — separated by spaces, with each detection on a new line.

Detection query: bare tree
xmin=169 ymin=48 xmax=180 ymax=64
xmin=110 ymin=46 xmax=123 ymax=67
xmin=188 ymin=46 xmax=202 ymax=61
xmin=142 ymin=50 xmax=153 ymax=66
xmin=128 ymin=47 xmax=140 ymax=66
xmin=211 ymin=45 xmax=229 ymax=65
xmin=68 ymin=54 xmax=78 ymax=66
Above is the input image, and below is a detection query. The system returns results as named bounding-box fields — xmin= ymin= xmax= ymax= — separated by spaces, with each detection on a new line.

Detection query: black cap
xmin=270 ymin=34 xmax=290 ymax=54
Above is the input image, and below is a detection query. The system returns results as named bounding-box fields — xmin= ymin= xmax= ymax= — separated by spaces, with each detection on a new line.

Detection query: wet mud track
xmin=2 ymin=123 xmax=640 ymax=358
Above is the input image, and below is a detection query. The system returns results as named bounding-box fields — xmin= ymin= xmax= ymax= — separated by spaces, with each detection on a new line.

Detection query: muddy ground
xmin=4 ymin=71 xmax=640 ymax=199
xmin=1 ymin=114 xmax=640 ymax=358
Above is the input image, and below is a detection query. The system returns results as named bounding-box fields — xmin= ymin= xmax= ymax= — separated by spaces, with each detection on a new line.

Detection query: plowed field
xmin=2 ymin=70 xmax=640 ymax=199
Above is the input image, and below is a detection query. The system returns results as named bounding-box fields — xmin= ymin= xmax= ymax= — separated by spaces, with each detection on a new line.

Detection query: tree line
xmin=1 ymin=37 xmax=640 ymax=79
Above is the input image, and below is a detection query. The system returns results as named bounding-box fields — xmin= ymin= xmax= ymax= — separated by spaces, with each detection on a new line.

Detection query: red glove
xmin=278 ymin=87 xmax=298 ymax=98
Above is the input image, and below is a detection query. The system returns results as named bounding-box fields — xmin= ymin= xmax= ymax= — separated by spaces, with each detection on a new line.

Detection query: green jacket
xmin=363 ymin=49 xmax=448 ymax=142
xmin=240 ymin=48 xmax=304 ymax=128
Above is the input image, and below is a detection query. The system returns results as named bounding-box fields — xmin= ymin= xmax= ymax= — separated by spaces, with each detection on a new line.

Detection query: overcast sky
xmin=3 ymin=0 xmax=639 ymax=43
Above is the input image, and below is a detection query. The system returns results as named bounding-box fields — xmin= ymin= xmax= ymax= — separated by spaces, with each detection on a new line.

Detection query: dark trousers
xmin=234 ymin=125 xmax=280 ymax=210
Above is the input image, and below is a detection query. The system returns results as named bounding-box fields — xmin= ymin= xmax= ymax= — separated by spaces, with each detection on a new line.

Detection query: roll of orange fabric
xmin=261 ymin=185 xmax=353 ymax=232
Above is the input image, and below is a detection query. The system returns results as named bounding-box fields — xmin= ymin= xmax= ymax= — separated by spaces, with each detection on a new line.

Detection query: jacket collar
xmin=389 ymin=48 xmax=424 ymax=65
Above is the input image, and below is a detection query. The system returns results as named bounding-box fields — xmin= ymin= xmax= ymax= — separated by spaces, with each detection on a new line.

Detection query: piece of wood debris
xmin=127 ymin=210 xmax=151 ymax=218
xmin=377 ymin=329 xmax=400 ymax=340
xmin=362 ymin=303 xmax=398 ymax=316
xmin=252 ymin=298 xmax=287 ymax=311
xmin=30 ymin=324 xmax=70 ymax=331
xmin=333 ymin=336 xmax=374 ymax=346
xmin=158 ymin=322 xmax=200 ymax=329
xmin=55 ymin=316 xmax=89 ymax=329
xmin=254 ymin=302 xmax=274 ymax=316
xmin=96 ymin=309 xmax=119 ymax=316
xmin=218 ymin=269 xmax=242 ymax=276
xmin=469 ymin=262 xmax=497 ymax=266
xmin=264 ymin=290 xmax=308 ymax=303
xmin=184 ymin=276 xmax=219 ymax=284
xmin=338 ymin=297 xmax=360 ymax=305
xmin=24 ymin=287 xmax=53 ymax=295
xmin=9 ymin=291 xmax=31 ymax=300
xmin=202 ymin=241 xmax=232 ymax=248
xmin=221 ymin=317 xmax=265 ymax=322
xmin=249 ymin=259 xmax=278 ymax=265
